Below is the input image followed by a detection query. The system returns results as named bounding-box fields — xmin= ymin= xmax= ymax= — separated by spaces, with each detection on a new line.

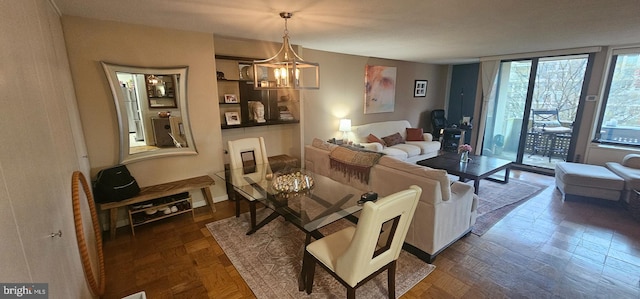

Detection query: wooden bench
xmin=100 ymin=175 xmax=215 ymax=240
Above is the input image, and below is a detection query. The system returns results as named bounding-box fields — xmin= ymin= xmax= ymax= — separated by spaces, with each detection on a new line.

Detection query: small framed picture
xmin=414 ymin=80 xmax=428 ymax=97
xmin=224 ymin=94 xmax=238 ymax=103
xmin=225 ymin=112 xmax=240 ymax=125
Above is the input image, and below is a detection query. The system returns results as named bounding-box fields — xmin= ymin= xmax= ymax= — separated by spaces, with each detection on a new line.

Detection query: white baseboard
xmin=213 ymin=194 xmax=229 ymax=203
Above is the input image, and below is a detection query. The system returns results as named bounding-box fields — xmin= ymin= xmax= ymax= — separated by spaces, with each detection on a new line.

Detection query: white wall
xmin=0 ymin=1 xmax=93 ymax=297
xmin=62 ymin=16 xmax=227 ymax=209
xmin=301 ymin=50 xmax=449 ymax=146
xmin=585 ymin=144 xmax=640 ymax=166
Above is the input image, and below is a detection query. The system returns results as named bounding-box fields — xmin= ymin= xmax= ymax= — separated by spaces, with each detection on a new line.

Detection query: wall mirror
xmin=102 ymin=62 xmax=197 ymax=164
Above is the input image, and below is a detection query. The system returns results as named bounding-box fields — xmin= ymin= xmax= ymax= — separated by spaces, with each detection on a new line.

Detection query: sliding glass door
xmin=482 ymin=60 xmax=532 ymax=160
xmin=482 ymin=54 xmax=590 ymax=170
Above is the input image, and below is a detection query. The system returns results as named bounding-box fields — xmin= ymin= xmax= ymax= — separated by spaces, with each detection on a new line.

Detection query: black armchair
xmin=431 ymin=109 xmax=447 ymax=139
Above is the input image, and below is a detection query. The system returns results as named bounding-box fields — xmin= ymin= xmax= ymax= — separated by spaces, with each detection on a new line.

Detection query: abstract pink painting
xmin=364 ymin=65 xmax=396 ymax=114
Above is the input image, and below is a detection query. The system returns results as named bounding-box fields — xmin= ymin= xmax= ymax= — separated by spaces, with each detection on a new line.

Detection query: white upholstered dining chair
xmin=228 ymin=137 xmax=269 ymax=170
xmin=302 ymin=185 xmax=421 ymax=299
xmin=227 ymin=137 xmax=270 ymax=218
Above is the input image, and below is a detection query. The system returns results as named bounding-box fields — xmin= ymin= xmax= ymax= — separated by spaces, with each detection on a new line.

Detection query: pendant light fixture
xmin=147 ymin=74 xmax=159 ymax=84
xmin=252 ymin=12 xmax=319 ymax=90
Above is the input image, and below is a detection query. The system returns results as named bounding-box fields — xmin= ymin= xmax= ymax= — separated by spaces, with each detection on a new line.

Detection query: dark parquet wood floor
xmin=102 ymin=171 xmax=640 ymax=298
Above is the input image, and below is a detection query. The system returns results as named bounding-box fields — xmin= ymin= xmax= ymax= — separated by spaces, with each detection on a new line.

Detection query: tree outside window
xmin=598 ymin=51 xmax=640 ymax=145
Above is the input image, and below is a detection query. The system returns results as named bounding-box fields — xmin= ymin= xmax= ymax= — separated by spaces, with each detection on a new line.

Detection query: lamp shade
xmin=338 ymin=119 xmax=352 ymax=132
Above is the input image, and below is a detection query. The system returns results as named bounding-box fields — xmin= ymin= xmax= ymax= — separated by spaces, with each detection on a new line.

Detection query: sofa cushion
xmin=350 ymin=120 xmax=441 ymax=163
xmin=382 ymin=132 xmax=404 ymax=147
xmin=351 ymin=120 xmax=412 ymax=143
xmin=406 ymin=141 xmax=441 ymax=155
xmin=312 ymin=138 xmax=338 ymax=151
xmin=366 ymin=134 xmax=386 ymax=146
xmin=623 ymin=154 xmax=640 ymax=169
xmin=543 ymin=126 xmax=572 ymax=134
xmin=406 ymin=128 xmax=425 ymax=141
xmin=377 ymin=156 xmax=451 ymax=200
xmin=606 ymin=162 xmax=640 ymax=190
xmin=362 ymin=142 xmax=384 ymax=152
xmin=390 ymin=143 xmax=421 ymax=157
xmin=379 ymin=147 xmax=408 ymax=160
xmin=555 ymin=162 xmax=624 ymax=190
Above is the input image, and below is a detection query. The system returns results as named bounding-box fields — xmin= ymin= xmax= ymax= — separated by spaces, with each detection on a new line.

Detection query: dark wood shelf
xmin=217 ymin=78 xmax=251 ymax=82
xmin=129 ymin=196 xmax=193 ymax=229
xmin=221 ymin=119 xmax=299 ymax=130
xmin=216 ymin=55 xmax=298 ymax=131
xmin=148 ymin=96 xmax=175 ymax=99
xmin=215 ymin=54 xmax=262 ymax=62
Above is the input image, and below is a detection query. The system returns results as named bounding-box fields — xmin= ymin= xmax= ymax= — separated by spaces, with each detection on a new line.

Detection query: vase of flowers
xmin=458 ymin=144 xmax=473 ymax=163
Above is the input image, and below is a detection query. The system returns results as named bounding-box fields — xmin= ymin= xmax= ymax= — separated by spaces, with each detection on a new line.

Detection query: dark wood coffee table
xmin=417 ymin=152 xmax=513 ymax=194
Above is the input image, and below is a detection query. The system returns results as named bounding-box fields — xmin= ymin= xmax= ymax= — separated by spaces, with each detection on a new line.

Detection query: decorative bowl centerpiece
xmin=272 ymin=170 xmax=314 ymax=194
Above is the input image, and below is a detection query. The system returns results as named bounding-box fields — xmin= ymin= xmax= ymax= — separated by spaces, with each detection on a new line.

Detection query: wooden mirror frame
xmin=72 ymin=171 xmax=105 ymax=296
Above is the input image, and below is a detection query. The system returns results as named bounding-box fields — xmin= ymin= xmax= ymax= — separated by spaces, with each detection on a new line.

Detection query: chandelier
xmin=252 ymin=12 xmax=319 ymax=90
xmin=147 ymin=74 xmax=159 ymax=84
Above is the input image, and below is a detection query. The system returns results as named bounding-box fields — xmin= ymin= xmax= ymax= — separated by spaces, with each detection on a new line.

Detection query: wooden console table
xmin=100 ymin=175 xmax=215 ymax=240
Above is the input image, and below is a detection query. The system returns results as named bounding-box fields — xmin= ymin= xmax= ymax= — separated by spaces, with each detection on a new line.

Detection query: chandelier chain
xmin=284 ymin=18 xmax=288 ymax=36
xmin=283 ymin=15 xmax=289 ymax=37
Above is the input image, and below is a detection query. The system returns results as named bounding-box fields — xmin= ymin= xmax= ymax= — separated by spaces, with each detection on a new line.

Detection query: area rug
xmin=206 ymin=212 xmax=435 ymax=298
xmin=471 ymin=177 xmax=547 ymax=236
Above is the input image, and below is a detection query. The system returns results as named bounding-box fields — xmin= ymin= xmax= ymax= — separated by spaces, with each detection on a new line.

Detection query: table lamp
xmin=338 ymin=118 xmax=352 ymax=143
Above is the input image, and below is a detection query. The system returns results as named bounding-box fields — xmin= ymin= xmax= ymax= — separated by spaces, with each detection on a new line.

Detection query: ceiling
xmin=51 ymin=0 xmax=640 ymax=64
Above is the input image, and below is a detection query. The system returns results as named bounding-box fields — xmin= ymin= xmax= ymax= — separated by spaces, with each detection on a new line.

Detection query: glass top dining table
xmin=215 ymin=165 xmax=364 ymax=237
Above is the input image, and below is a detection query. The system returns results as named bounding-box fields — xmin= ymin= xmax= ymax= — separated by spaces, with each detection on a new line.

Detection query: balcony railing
xmin=599 ymin=126 xmax=640 ymax=145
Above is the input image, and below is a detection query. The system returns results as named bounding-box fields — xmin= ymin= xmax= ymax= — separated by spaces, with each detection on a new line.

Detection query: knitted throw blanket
xmin=329 ymin=147 xmax=383 ymax=183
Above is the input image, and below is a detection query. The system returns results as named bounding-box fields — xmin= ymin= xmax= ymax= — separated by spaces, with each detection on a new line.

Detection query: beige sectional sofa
xmin=305 ymin=140 xmax=477 ymax=262
xmin=606 ymin=154 xmax=640 ymax=203
xmin=555 ymin=154 xmax=640 ymax=203
xmin=555 ymin=162 xmax=625 ymax=202
xmin=350 ymin=120 xmax=441 ymax=163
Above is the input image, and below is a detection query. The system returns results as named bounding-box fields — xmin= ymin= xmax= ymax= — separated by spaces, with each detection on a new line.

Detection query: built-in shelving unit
xmin=215 ymin=55 xmax=299 ymax=130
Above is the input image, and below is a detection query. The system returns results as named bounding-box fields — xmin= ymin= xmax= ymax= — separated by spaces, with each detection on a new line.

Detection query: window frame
xmin=594 ymin=47 xmax=640 ymax=148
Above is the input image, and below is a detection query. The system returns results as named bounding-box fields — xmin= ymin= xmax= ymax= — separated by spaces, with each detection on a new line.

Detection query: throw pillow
xmin=406 ymin=128 xmax=425 ymax=141
xmin=382 ymin=132 xmax=405 ymax=147
xmin=366 ymin=134 xmax=386 ymax=146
